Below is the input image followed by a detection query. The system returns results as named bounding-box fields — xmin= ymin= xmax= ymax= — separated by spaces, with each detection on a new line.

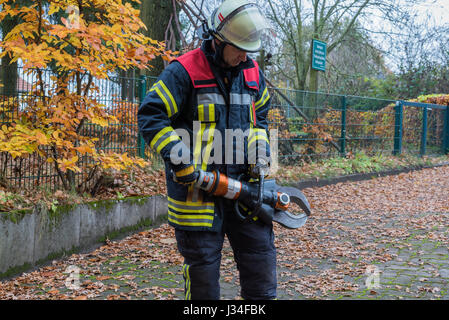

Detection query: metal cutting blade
xmin=277 ymin=186 xmax=311 ymax=216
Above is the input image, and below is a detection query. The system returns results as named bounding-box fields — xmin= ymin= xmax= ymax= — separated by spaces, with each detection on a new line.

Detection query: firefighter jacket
xmin=137 ymin=40 xmax=272 ymax=231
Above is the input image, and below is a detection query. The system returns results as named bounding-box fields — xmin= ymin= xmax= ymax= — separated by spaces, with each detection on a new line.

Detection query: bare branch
xmin=172 ymin=0 xmax=188 ymax=48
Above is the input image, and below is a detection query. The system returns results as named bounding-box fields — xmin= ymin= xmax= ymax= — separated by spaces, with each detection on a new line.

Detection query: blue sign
xmin=311 ymin=39 xmax=326 ymax=72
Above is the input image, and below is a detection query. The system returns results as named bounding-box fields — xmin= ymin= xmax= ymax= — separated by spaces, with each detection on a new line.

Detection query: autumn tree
xmin=0 ymin=0 xmax=173 ymax=192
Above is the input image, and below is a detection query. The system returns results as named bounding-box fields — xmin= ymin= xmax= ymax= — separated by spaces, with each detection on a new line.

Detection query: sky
xmin=417 ymin=0 xmax=449 ymax=25
xmin=369 ymin=0 xmax=449 ymax=71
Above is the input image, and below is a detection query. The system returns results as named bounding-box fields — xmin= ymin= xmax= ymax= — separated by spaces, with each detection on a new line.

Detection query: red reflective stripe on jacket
xmin=175 ymin=48 xmax=260 ymax=91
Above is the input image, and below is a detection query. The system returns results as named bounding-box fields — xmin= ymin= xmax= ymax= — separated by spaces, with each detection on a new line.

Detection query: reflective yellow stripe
xmin=168 ymin=195 xmax=215 ymax=227
xmin=198 ymin=104 xmax=205 ymax=122
xmin=249 ymin=128 xmax=268 ymax=136
xmin=157 ymin=87 xmax=170 ymax=115
xmin=158 ymin=80 xmax=178 ymax=114
xmin=152 ymin=86 xmax=172 ymax=117
xmin=248 ymin=129 xmax=269 ymax=147
xmin=150 ymin=126 xmax=180 ymax=153
xmin=201 ymin=123 xmax=216 ymax=171
xmin=169 ymin=219 xmax=213 ymax=227
xmin=193 ymin=122 xmax=216 ymax=169
xmin=249 ymin=134 xmax=269 ymax=147
xmin=150 ymin=80 xmax=178 ymax=117
xmin=195 ymin=104 xmax=216 ymax=168
xmin=175 ymin=165 xmax=194 ymax=177
xmin=197 ymin=104 xmax=215 ymax=122
xmin=168 ymin=196 xmax=215 ymax=213
xmin=183 ymin=264 xmax=191 ymax=300
xmin=261 ymin=93 xmax=270 ymax=109
xmin=168 ymin=204 xmax=214 ymax=214
xmin=208 ymin=104 xmax=215 ymax=121
xmin=255 ymin=87 xmax=267 ymax=106
xmin=193 ymin=123 xmax=203 ymax=166
xmin=156 ymin=135 xmax=180 ymax=153
xmin=150 ymin=126 xmax=172 ymax=149
xmin=168 ymin=210 xmax=213 ymax=227
xmin=255 ymin=87 xmax=270 ymax=110
xmin=168 ymin=196 xmax=214 ymax=207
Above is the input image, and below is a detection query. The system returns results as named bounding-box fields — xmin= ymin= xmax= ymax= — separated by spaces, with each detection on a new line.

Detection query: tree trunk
xmin=120 ymin=69 xmax=136 ymax=101
xmin=0 ymin=55 xmax=18 ymax=97
xmin=0 ymin=12 xmax=19 ymax=97
xmin=140 ymin=0 xmax=174 ymax=78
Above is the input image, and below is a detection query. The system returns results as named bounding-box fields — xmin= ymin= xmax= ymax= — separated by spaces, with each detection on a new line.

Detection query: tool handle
xmin=233 ymin=172 xmax=265 ymax=222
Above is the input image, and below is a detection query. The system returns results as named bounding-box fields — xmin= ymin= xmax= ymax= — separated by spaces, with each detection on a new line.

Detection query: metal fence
xmin=267 ymin=87 xmax=449 ymax=164
xmin=0 ymin=69 xmax=158 ymax=190
xmin=1 ymin=69 xmax=448 ymax=191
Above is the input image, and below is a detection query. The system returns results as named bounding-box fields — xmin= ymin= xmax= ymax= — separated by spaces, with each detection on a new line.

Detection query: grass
xmin=275 ymin=152 xmax=449 ymax=183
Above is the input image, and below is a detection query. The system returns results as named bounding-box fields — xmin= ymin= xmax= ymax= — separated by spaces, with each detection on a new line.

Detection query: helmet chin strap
xmin=211 ymin=39 xmax=231 ymax=69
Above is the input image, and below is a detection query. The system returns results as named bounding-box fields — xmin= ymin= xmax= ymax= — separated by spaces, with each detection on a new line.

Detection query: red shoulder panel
xmin=243 ymin=59 xmax=260 ymax=91
xmin=174 ymin=49 xmax=217 ymax=88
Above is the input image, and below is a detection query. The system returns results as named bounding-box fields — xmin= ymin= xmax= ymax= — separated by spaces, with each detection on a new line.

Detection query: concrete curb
xmin=0 ymin=195 xmax=168 ymax=279
xmin=293 ymin=162 xmax=449 ymax=189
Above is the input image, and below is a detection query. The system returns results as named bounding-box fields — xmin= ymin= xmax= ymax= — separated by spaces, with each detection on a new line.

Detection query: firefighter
xmin=138 ymin=0 xmax=275 ymax=300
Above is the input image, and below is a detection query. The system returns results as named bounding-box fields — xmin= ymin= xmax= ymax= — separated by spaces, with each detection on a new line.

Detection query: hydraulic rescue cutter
xmin=194 ymin=169 xmax=311 ymax=229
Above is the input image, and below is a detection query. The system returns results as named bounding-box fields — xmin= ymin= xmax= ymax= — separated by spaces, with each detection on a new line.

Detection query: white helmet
xmin=203 ymin=0 xmax=272 ymax=53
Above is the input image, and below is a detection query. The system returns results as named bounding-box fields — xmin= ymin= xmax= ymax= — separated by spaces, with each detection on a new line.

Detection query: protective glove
xmin=172 ymin=164 xmax=199 ymax=185
xmin=249 ymin=158 xmax=271 ymax=179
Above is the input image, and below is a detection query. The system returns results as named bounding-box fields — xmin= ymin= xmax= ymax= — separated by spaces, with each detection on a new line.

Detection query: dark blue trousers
xmin=175 ymin=202 xmax=277 ymax=300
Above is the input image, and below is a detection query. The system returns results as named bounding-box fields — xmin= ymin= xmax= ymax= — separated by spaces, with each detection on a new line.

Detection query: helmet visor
xmin=217 ymin=5 xmax=272 ymax=52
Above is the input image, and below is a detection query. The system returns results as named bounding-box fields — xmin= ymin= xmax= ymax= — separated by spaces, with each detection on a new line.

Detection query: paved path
xmin=1 ymin=166 xmax=448 ymax=300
